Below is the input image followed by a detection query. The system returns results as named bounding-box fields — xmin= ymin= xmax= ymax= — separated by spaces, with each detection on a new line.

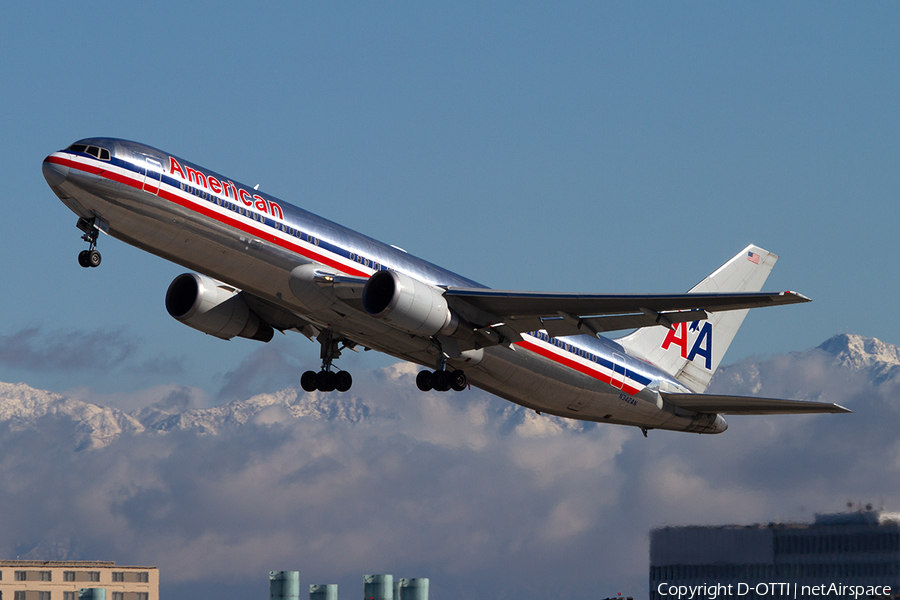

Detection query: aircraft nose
xmin=42 ymin=157 xmax=69 ymax=188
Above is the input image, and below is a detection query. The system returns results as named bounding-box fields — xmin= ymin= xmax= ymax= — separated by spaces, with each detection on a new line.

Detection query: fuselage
xmin=42 ymin=138 xmax=727 ymax=434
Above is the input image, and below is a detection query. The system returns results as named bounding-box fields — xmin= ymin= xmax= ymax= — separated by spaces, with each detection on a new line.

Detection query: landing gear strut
xmin=76 ymin=217 xmax=106 ymax=268
xmin=300 ymin=330 xmax=353 ymax=393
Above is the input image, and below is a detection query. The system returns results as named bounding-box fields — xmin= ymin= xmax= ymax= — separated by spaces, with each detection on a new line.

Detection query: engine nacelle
xmin=165 ymin=273 xmax=273 ymax=342
xmin=363 ymin=270 xmax=458 ymax=337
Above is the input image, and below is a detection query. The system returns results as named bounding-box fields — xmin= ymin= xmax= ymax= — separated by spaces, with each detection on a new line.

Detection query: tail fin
xmin=617 ymin=245 xmax=778 ymax=392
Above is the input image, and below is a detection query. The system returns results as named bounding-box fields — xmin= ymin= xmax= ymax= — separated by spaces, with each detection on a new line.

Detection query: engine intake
xmin=363 ymin=270 xmax=458 ymax=337
xmin=165 ymin=273 xmax=273 ymax=342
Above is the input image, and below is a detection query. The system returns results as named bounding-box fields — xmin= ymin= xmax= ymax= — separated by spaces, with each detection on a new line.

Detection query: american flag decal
xmin=747 ymin=251 xmax=760 ymax=264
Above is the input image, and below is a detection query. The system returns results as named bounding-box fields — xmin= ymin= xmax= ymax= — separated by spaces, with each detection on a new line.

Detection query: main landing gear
xmin=415 ymin=341 xmax=468 ymax=392
xmin=300 ymin=330 xmax=354 ymax=393
xmin=76 ymin=217 xmax=105 ymax=268
xmin=415 ymin=368 xmax=468 ymax=392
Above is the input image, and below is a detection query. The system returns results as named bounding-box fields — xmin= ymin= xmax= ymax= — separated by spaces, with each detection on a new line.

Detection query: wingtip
xmin=782 ymin=290 xmax=812 ymax=303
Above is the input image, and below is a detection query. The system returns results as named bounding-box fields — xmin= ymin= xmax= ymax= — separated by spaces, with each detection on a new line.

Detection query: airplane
xmin=42 ymin=138 xmax=849 ymax=435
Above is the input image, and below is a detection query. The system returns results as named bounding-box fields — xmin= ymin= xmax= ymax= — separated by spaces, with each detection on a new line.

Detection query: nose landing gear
xmin=78 ymin=249 xmax=102 ymax=268
xmin=300 ymin=330 xmax=354 ymax=393
xmin=76 ymin=217 xmax=108 ymax=268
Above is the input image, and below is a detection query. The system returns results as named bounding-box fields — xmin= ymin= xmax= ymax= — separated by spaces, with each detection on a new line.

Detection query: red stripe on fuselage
xmin=516 ymin=338 xmax=642 ymax=396
xmin=47 ymin=155 xmax=370 ymax=278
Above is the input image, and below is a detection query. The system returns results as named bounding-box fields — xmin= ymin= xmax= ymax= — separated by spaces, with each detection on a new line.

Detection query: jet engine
xmin=362 ymin=270 xmax=459 ymax=337
xmin=165 ymin=273 xmax=274 ymax=342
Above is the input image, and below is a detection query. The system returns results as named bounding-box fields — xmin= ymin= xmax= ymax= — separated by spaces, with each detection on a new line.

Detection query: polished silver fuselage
xmin=43 ymin=138 xmax=726 ymax=434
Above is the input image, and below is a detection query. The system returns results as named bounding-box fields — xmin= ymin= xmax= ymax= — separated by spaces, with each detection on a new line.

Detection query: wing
xmin=661 ymin=392 xmax=850 ymax=415
xmin=443 ymin=288 xmax=810 ymax=338
xmin=305 ymin=266 xmax=809 ymax=340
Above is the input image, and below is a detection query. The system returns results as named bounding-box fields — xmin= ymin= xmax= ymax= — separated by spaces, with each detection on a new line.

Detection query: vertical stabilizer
xmin=617 ymin=245 xmax=778 ymax=392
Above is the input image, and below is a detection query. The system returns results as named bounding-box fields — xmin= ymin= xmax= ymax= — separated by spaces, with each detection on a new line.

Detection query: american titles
xmin=661 ymin=320 xmax=713 ymax=370
xmin=167 ymin=157 xmax=283 ymax=220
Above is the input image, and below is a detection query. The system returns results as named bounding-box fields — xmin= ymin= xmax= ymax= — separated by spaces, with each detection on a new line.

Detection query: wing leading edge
xmin=444 ymin=288 xmax=810 ymax=336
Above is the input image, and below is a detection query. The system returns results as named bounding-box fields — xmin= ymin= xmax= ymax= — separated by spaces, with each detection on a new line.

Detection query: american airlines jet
xmin=42 ymin=139 xmax=848 ymax=435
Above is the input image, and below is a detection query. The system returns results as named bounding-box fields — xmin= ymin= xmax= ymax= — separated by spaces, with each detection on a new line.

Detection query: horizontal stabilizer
xmin=661 ymin=392 xmax=851 ymax=415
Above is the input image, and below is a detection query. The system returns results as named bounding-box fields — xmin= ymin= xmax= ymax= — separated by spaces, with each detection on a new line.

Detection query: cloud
xmin=0 ymin=326 xmax=186 ymax=379
xmin=129 ymin=355 xmax=187 ymax=377
xmin=0 ymin=339 xmax=897 ymax=599
xmin=0 ymin=327 xmax=137 ymax=371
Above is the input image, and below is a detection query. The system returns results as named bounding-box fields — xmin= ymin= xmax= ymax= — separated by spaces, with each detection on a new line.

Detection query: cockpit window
xmin=66 ymin=144 xmax=111 ymax=161
xmin=85 ymin=146 xmax=111 ymax=160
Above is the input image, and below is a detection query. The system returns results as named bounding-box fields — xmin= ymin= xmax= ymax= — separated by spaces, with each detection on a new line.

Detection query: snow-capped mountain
xmin=138 ymin=386 xmax=371 ymax=434
xmin=0 ymin=381 xmax=143 ymax=450
xmin=1 ymin=333 xmax=897 ymax=450
xmin=0 ymin=380 xmax=370 ymax=449
xmin=708 ymin=332 xmax=900 ymax=402
xmin=818 ymin=333 xmax=900 ymax=384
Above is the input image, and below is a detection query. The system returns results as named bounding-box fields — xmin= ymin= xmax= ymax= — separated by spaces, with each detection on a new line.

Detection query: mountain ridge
xmin=0 ymin=333 xmax=894 ymax=449
xmin=817 ymin=333 xmax=900 ymax=384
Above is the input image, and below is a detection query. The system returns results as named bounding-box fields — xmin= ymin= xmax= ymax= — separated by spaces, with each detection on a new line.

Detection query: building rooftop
xmin=653 ymin=508 xmax=900 ymax=533
xmin=0 ymin=560 xmax=156 ymax=569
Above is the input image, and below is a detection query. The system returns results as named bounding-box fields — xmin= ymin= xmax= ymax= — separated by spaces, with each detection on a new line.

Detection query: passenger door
xmin=611 ymin=353 xmax=626 ymax=390
xmin=136 ymin=154 xmax=163 ymax=195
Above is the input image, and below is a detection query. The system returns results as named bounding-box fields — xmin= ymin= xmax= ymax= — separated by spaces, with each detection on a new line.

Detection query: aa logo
xmin=660 ymin=321 xmax=712 ymax=370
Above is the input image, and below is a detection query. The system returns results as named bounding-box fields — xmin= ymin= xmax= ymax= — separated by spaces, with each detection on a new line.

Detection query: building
xmin=650 ymin=508 xmax=900 ymax=599
xmin=271 ymin=571 xmax=430 ymax=600
xmin=0 ymin=561 xmax=158 ymax=600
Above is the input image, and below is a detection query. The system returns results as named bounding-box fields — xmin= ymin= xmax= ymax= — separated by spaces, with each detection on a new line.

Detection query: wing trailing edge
xmin=661 ymin=392 xmax=851 ymax=415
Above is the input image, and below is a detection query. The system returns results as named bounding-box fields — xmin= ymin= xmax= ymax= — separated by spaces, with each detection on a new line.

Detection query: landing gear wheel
xmin=416 ymin=370 xmax=433 ymax=392
xmin=300 ymin=370 xmax=318 ymax=392
xmin=87 ymin=249 xmax=101 ymax=268
xmin=316 ymin=370 xmax=337 ymax=392
xmin=432 ymin=370 xmax=451 ymax=392
xmin=335 ymin=371 xmax=352 ymax=392
xmin=78 ymin=250 xmax=91 ymax=268
xmin=450 ymin=370 xmax=468 ymax=391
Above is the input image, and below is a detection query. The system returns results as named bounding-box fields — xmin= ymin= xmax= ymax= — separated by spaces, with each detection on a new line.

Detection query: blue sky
xmin=3 ymin=3 xmax=899 ymax=395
